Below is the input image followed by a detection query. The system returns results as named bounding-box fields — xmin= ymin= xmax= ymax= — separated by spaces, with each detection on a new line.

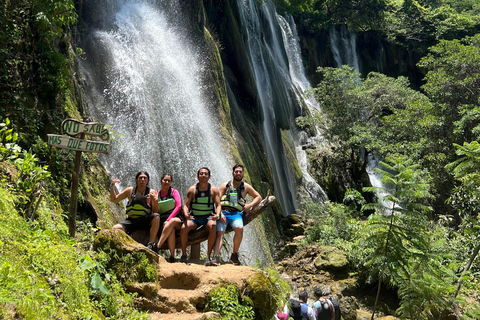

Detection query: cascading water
xmin=79 ymin=0 xmax=271 ymax=265
xmin=276 ymin=14 xmax=328 ymax=203
xmin=330 ymin=24 xmax=384 ymax=192
xmin=237 ymin=0 xmax=323 ymax=214
xmin=330 ymin=24 xmax=360 ymax=72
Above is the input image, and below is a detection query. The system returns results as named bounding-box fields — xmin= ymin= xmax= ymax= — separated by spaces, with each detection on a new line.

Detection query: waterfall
xmin=79 ymin=0 xmax=270 ymax=265
xmin=330 ymin=24 xmax=360 ymax=71
xmin=231 ymin=0 xmax=329 ymax=213
xmin=329 ymin=24 xmax=384 ymax=194
xmin=276 ymin=14 xmax=328 ymax=203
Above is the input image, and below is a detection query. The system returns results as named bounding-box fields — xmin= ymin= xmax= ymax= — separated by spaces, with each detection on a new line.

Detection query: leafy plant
xmin=356 ymin=155 xmax=454 ymax=319
xmin=206 ymin=283 xmax=255 ymax=320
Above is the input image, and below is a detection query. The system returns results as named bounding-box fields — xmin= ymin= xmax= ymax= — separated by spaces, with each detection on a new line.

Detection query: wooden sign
xmin=47 ymin=134 xmax=111 ymax=155
xmin=62 ymin=118 xmax=109 ymax=140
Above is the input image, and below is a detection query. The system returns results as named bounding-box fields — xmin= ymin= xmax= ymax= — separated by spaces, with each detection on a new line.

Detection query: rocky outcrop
xmin=93 ymin=228 xmax=282 ymax=319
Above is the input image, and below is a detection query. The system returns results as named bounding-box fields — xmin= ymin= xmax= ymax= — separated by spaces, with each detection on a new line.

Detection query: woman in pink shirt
xmin=155 ymin=174 xmax=183 ymax=262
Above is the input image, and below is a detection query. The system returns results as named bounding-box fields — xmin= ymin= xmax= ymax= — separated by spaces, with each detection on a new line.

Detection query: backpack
xmin=288 ymin=299 xmax=307 ymax=320
xmin=314 ymin=298 xmax=341 ymax=320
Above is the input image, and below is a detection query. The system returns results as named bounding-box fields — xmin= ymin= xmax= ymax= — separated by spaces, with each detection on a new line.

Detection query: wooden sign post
xmin=47 ymin=118 xmax=111 ymax=238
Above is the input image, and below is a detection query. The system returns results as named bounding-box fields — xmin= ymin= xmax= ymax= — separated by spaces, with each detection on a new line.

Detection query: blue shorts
xmin=217 ymin=210 xmax=243 ymax=232
xmin=192 ymin=215 xmax=213 ymax=227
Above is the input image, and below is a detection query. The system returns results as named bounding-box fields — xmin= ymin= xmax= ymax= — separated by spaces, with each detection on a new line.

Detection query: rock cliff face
xmin=296 ymin=26 xmax=426 ymax=89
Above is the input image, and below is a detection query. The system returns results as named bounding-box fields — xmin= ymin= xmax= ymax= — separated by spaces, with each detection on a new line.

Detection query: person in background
xmin=313 ymin=287 xmax=341 ymax=320
xmin=155 ymin=173 xmax=183 ymax=262
xmin=180 ymin=167 xmax=223 ymax=265
xmin=212 ymin=164 xmax=262 ymax=266
xmin=286 ymin=291 xmax=316 ymax=320
xmin=110 ymin=171 xmax=160 ymax=250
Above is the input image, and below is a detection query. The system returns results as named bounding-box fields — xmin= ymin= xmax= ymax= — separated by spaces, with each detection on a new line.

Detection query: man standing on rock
xmin=212 ymin=164 xmax=262 ymax=266
xmin=180 ymin=167 xmax=223 ymax=265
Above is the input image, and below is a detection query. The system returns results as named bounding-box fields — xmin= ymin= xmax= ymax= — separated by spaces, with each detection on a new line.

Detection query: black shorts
xmin=119 ymin=213 xmax=159 ymax=234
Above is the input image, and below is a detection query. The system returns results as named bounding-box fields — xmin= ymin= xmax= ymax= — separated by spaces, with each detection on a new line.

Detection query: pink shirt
xmin=158 ymin=187 xmax=181 ymax=221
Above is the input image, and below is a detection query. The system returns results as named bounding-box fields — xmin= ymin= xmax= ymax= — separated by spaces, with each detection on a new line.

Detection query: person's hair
xmin=314 ymin=287 xmax=323 ymax=298
xmin=161 ymin=173 xmax=173 ymax=181
xmin=197 ymin=167 xmax=211 ymax=177
xmin=135 ymin=171 xmax=150 ymax=186
xmin=232 ymin=164 xmax=244 ymax=172
xmin=298 ymin=290 xmax=308 ymax=301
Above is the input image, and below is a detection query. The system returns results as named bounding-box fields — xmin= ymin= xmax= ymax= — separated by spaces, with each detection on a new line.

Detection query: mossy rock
xmin=93 ymin=229 xmax=158 ymax=284
xmin=246 ymin=272 xmax=279 ymax=320
xmin=313 ymin=246 xmax=349 ymax=272
xmin=288 ymin=213 xmax=302 ymax=224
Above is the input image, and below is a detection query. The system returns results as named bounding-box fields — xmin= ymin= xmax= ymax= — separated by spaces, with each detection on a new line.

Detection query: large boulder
xmin=314 ymin=246 xmax=349 ymax=272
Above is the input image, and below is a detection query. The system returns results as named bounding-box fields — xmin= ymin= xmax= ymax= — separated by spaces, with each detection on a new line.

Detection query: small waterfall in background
xmin=330 ymin=24 xmax=383 ymax=191
xmin=79 ymin=0 xmax=270 ymax=265
xmin=330 ymin=24 xmax=360 ymax=72
xmin=277 ymin=14 xmax=328 ymax=203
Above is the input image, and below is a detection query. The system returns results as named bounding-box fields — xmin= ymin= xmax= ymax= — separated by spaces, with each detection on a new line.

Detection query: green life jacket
xmin=126 ymin=186 xmax=152 ymax=217
xmin=158 ymin=187 xmax=176 ymax=218
xmin=191 ymin=183 xmax=214 ymax=216
xmin=220 ymin=180 xmax=245 ymax=212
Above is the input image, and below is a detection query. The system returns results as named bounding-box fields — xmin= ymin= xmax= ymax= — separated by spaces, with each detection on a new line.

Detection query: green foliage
xmin=0 ymin=183 xmax=149 ymax=320
xmin=352 ymin=156 xmax=456 ymax=318
xmin=419 ymin=34 xmax=480 ymax=142
xmin=247 ymin=270 xmax=291 ymax=320
xmin=273 ymin=0 xmax=388 ymax=31
xmin=206 ymin=283 xmax=255 ymax=320
xmin=93 ymin=244 xmax=158 ymax=285
xmin=303 ymin=200 xmax=360 ymax=247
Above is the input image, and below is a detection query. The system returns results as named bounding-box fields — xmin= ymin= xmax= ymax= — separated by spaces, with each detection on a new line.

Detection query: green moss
xmin=204 ymin=27 xmax=232 ymax=133
xmin=93 ymin=230 xmax=158 ymax=285
xmin=281 ymin=129 xmax=302 ymax=182
xmin=246 ymin=269 xmax=291 ymax=320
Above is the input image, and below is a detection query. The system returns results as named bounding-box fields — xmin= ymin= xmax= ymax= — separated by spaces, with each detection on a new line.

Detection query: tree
xmin=357 ymin=156 xmax=453 ymax=319
xmin=446 ymin=141 xmax=480 ymax=301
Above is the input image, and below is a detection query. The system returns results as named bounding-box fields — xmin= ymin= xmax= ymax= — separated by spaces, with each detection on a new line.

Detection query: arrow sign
xmin=61 ymin=119 xmax=109 ymax=141
xmin=47 ymin=134 xmax=111 ymax=155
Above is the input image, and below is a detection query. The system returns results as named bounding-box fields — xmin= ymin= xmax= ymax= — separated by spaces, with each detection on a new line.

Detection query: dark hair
xmin=161 ymin=173 xmax=173 ymax=181
xmin=298 ymin=290 xmax=308 ymax=301
xmin=135 ymin=171 xmax=150 ymax=186
xmin=314 ymin=287 xmax=323 ymax=298
xmin=197 ymin=167 xmax=211 ymax=177
xmin=232 ymin=164 xmax=244 ymax=172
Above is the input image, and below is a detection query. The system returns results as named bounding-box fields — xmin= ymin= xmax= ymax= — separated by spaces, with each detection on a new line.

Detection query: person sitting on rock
xmin=155 ymin=173 xmax=184 ymax=262
xmin=211 ymin=164 xmax=262 ymax=266
xmin=110 ymin=171 xmax=160 ymax=251
xmin=180 ymin=167 xmax=223 ymax=266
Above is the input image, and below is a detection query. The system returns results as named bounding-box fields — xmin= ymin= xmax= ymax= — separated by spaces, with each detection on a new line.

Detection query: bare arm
xmin=109 ymin=178 xmax=132 ymax=203
xmin=149 ymin=189 xmax=159 ymax=213
xmin=218 ymin=182 xmax=227 ymax=198
xmin=243 ymin=183 xmax=262 ymax=213
xmin=183 ymin=186 xmax=194 ymax=220
xmin=211 ymin=186 xmax=222 ymax=218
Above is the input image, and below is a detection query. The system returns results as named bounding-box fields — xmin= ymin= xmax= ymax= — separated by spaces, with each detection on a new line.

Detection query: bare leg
xmin=157 ymin=218 xmax=180 ymax=249
xmin=232 ymin=226 xmax=243 ymax=253
xmin=213 ymin=231 xmax=225 ymax=256
xmin=112 ymin=224 xmax=126 ymax=232
xmin=166 ymin=219 xmax=181 ymax=256
xmin=180 ymin=220 xmax=196 ymax=255
xmin=206 ymin=220 xmax=217 ymax=258
xmin=149 ymin=215 xmax=160 ymax=243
